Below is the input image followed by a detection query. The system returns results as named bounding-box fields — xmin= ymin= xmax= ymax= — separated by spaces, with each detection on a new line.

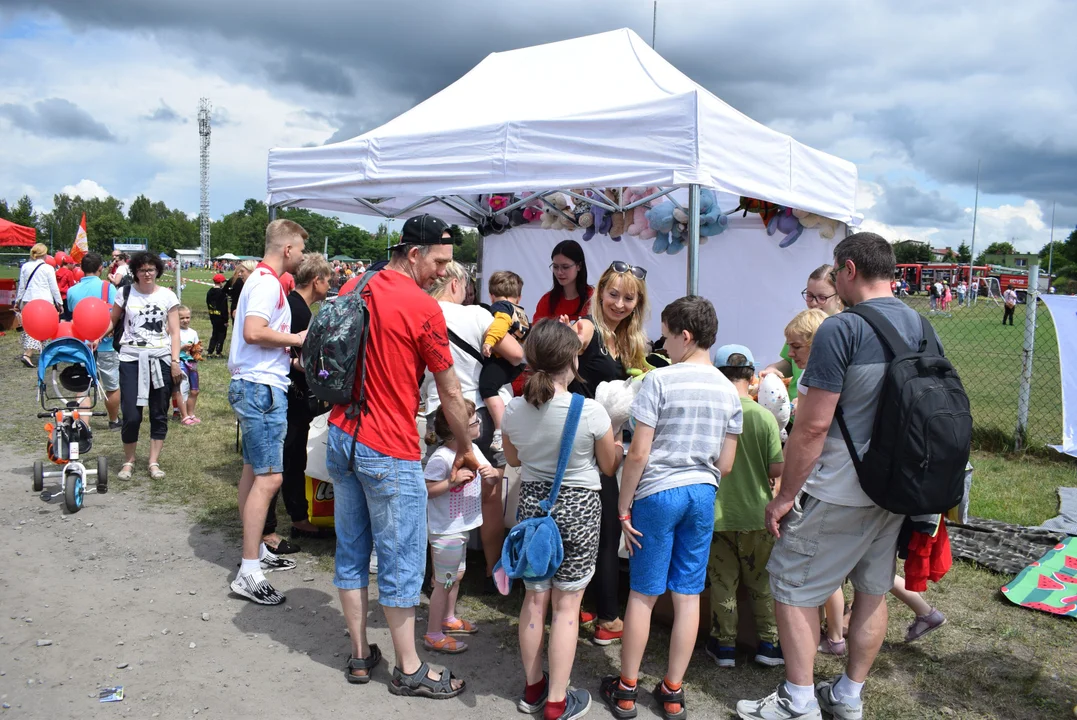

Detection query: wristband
xmin=618 ymin=514 xmax=631 ymax=521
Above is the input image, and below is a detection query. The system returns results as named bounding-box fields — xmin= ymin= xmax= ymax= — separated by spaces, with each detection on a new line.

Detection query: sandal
xmin=388 ymin=662 xmax=465 ymax=699
xmin=265 ymin=538 xmax=301 ymax=555
xmin=424 ymin=634 xmax=468 ymax=654
xmin=441 ymin=617 xmax=478 ymax=635
xmin=600 ymin=675 xmax=638 ymax=719
xmin=344 ymin=643 xmax=381 ymax=684
xmin=20 ymin=355 xmax=34 ymax=368
xmin=148 ymin=462 xmax=166 ymax=480
xmin=117 ymin=462 xmax=134 ymax=481
xmin=818 ymin=636 xmax=846 ymax=656
xmin=652 ymin=681 xmax=687 ymax=720
xmin=905 ymin=608 xmax=946 ymax=642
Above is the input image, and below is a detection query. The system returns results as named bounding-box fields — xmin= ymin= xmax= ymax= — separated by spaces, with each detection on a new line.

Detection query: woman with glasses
xmin=762 ymin=263 xmax=842 ymax=399
xmin=533 ymin=240 xmax=593 ymax=323
xmin=423 ymin=261 xmax=525 ymax=593
xmin=108 ymin=251 xmax=183 ymax=481
xmin=567 ymin=260 xmax=650 ymax=647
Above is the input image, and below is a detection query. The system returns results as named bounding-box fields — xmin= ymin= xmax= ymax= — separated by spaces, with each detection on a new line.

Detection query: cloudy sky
xmin=1 ymin=0 xmax=1074 ymax=253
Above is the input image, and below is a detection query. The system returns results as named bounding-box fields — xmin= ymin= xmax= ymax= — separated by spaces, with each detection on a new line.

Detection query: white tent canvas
xmin=267 ymin=28 xmax=858 ymax=225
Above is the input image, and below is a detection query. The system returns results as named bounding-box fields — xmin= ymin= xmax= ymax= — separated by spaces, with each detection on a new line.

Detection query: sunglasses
xmin=609 ymin=261 xmax=647 ymax=280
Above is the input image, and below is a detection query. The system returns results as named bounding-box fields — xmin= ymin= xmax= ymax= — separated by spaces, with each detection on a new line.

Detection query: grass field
xmin=1 ymin=267 xmax=1076 ymax=718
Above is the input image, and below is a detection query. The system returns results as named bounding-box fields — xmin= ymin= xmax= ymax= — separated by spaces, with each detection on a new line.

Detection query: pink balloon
xmin=72 ymin=297 xmax=111 ymax=341
xmin=21 ymin=299 xmax=59 ymax=342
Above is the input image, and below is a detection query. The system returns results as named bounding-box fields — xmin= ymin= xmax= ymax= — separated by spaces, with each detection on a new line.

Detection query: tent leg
xmin=687 ymin=184 xmax=701 ymax=295
xmin=476 ymin=234 xmax=485 ymax=303
xmin=269 ymin=205 xmax=277 ymax=222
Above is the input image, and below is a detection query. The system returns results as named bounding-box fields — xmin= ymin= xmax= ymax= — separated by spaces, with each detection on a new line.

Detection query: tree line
xmin=0 ymin=193 xmax=478 ymax=264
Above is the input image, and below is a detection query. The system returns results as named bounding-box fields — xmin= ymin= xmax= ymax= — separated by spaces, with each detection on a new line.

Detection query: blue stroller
xmin=32 ymin=338 xmax=109 ymax=513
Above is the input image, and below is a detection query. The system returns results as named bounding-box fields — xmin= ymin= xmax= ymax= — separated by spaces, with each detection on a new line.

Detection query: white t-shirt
xmin=180 ymin=327 xmax=199 ymax=361
xmin=423 ymin=443 xmax=489 ymax=535
xmin=228 ymin=267 xmax=292 ymax=391
xmin=502 ymin=393 xmax=612 ymax=491
xmin=423 ymin=301 xmax=512 ymax=415
xmin=115 ymin=285 xmax=180 ymax=361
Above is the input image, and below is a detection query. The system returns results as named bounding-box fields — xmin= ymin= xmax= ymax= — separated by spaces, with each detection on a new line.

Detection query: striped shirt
xmin=630 ymin=363 xmax=743 ymax=501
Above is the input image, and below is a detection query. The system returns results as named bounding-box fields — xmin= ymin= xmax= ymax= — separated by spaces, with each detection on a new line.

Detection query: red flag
xmin=70 ymin=213 xmax=88 ymax=263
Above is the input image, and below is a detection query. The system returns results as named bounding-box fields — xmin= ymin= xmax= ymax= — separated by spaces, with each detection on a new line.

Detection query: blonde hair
xmin=426 ymin=261 xmax=470 ymax=300
xmin=238 ymin=259 xmax=257 ymax=273
xmin=592 ymin=266 xmax=649 ymax=372
xmin=30 ymin=243 xmax=48 ymax=259
xmin=265 ymin=219 xmax=308 ymax=254
xmin=784 ymin=308 xmax=828 ymax=349
xmin=808 ymin=263 xmax=836 ymax=287
xmin=295 ymin=253 xmax=333 ymax=287
xmin=177 ymin=305 xmax=191 ymax=314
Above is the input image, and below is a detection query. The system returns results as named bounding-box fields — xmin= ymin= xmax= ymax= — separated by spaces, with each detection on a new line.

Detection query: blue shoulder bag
xmin=496 ymin=393 xmax=585 ymax=584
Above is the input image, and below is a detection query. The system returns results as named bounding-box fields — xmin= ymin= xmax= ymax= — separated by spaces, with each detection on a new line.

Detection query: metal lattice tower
xmin=198 ymin=98 xmax=212 ymax=261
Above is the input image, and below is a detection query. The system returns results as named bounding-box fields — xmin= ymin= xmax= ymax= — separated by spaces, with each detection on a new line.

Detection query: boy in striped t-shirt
xmin=602 ymin=296 xmax=743 ymax=720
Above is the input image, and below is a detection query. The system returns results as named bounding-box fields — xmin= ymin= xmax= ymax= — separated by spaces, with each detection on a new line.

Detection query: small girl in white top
xmin=423 ymin=399 xmax=498 ymax=654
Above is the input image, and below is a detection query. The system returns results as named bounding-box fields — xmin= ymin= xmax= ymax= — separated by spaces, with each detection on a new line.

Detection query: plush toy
xmin=487 ymin=194 xmax=512 ymax=229
xmin=541 ymin=192 xmax=577 ymax=231
xmin=624 ymin=187 xmax=658 ymax=239
xmin=738 ymin=196 xmax=781 ymax=228
xmin=572 ymin=189 xmax=594 ymax=231
xmin=672 ymin=189 xmax=729 ymax=243
xmin=595 ymin=373 xmax=645 ymax=436
xmin=583 ymin=196 xmax=612 ymax=242
xmin=521 ymin=192 xmax=543 ymax=223
xmin=189 ymin=340 xmax=205 ymax=362
xmin=645 ymin=201 xmax=678 ymax=254
xmin=792 ymin=209 xmax=840 ymax=239
xmin=755 ymin=373 xmax=792 ymax=442
xmin=606 ymin=188 xmax=626 ymax=241
xmin=767 ymin=207 xmax=805 ymax=248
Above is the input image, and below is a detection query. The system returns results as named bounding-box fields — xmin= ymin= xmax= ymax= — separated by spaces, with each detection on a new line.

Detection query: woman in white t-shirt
xmin=501 ymin=319 xmax=621 ymax=718
xmin=14 ymin=243 xmax=63 ymax=367
xmin=422 ymin=261 xmax=524 ymax=589
xmin=108 ymin=252 xmax=183 ymax=482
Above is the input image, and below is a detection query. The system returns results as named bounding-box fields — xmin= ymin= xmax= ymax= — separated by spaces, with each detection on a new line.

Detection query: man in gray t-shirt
xmin=738 ymin=233 xmax=918 ymax=720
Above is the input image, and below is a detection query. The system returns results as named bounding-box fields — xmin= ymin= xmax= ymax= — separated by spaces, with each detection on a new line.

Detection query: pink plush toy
xmin=624 ymin=186 xmax=660 ymax=240
xmin=520 ymin=192 xmax=543 ymax=223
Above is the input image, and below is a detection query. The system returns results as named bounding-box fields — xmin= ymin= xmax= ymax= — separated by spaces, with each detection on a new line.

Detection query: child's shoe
xmin=490 ymin=429 xmax=503 ymax=452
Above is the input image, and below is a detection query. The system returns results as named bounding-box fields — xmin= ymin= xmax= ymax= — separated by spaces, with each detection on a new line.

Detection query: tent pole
xmin=687 ymin=184 xmax=700 ymax=295
xmin=268 ymin=205 xmax=277 ymax=222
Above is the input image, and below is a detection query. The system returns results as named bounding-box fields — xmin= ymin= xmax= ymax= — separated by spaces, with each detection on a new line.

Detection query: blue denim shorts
xmin=326 ymin=424 xmax=428 ymax=608
xmin=629 ymin=483 xmax=717 ymax=596
xmin=228 ymin=379 xmax=287 ymax=477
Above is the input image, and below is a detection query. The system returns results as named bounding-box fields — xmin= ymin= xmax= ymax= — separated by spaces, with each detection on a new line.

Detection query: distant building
xmin=984 ymin=253 xmax=1035 ymax=268
xmin=931 ymin=247 xmax=957 ymax=261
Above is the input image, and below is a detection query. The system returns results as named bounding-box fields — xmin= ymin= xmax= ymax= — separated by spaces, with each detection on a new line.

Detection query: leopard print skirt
xmin=517 ymin=481 xmax=601 ymax=592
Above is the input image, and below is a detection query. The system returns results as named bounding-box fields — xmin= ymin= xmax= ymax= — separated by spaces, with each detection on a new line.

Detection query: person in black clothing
xmin=224 ymin=261 xmax=255 ymax=324
xmin=205 ymin=273 xmax=230 ymax=357
xmin=262 ymin=254 xmax=334 ymax=554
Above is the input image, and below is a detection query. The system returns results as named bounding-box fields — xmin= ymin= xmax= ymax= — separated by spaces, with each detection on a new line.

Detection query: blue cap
xmin=713 ymin=344 xmax=755 ymax=369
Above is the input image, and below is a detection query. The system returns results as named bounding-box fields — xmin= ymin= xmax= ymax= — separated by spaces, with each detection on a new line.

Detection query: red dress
xmin=532 ymin=286 xmax=594 ymax=324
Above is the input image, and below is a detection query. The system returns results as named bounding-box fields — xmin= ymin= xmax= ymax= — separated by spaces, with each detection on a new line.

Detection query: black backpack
xmin=303 ymin=270 xmax=377 ymax=409
xmin=835 ymin=304 xmax=972 ymax=515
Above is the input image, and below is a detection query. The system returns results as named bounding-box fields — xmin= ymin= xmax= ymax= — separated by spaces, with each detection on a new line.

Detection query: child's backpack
xmin=835 ymin=304 xmax=972 ymax=515
xmin=302 ymin=271 xmax=377 ymax=409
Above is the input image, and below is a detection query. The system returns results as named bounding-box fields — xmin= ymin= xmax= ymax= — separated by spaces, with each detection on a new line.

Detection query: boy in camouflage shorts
xmin=707 ymin=345 xmax=786 ymax=668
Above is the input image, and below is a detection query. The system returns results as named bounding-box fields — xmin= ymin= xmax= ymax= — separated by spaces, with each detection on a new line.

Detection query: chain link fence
xmin=899 ymin=280 xmax=1062 ymax=453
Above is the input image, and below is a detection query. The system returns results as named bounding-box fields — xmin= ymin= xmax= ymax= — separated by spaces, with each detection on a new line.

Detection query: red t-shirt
xmin=55 ymin=267 xmax=76 ymax=299
xmin=329 ymin=270 xmax=453 ymax=461
xmin=532 ymin=286 xmax=594 ymax=324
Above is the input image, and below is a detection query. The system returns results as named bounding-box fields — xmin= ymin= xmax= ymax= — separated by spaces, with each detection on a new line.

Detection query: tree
xmin=957 ymin=242 xmax=971 ymax=263
xmin=0 ymin=198 xmax=9 ymax=221
xmin=893 ymin=240 xmax=932 ymax=264
xmin=10 ymin=195 xmax=36 ymax=229
xmin=975 ymin=241 xmax=1017 ymax=265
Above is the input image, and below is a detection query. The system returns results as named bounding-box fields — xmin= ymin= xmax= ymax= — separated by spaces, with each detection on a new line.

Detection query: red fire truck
xmin=894 ymin=263 xmax=990 ymax=294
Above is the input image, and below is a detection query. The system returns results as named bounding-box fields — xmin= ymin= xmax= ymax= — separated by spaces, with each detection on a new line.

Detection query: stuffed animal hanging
xmin=738 ymin=196 xmax=781 ymax=228
xmin=623 ymin=187 xmax=659 ymax=240
xmin=672 ymin=189 xmax=729 ymax=244
xmin=521 ymin=192 xmax=543 ymax=223
xmin=540 ymin=192 xmax=577 ymax=231
xmin=767 ymin=207 xmax=805 ymax=248
xmin=792 ymin=209 xmax=840 ymax=239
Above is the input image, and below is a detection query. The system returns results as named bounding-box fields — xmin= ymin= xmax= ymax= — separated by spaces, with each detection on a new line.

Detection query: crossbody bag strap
xmin=18 ymin=263 xmax=45 ymax=306
xmin=447 ymin=328 xmax=486 ymax=365
xmin=539 ymin=393 xmax=585 ymax=514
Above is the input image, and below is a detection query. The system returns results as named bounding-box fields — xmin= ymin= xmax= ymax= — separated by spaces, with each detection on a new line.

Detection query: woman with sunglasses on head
xmin=761 ymin=263 xmax=843 ymax=399
xmin=533 ymin=240 xmax=594 ymax=324
xmin=566 ymin=260 xmax=650 ymax=647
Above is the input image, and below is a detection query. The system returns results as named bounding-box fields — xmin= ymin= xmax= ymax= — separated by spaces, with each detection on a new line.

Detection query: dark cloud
xmin=267 ymin=52 xmax=355 ymax=96
xmin=873 ymin=180 xmax=966 ymax=227
xmin=145 ymin=99 xmax=187 ymax=123
xmin=0 ymin=97 xmax=117 ymax=141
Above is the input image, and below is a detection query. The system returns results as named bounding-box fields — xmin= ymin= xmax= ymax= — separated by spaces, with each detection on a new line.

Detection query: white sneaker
xmin=230 ymin=573 xmax=285 ymax=605
xmin=490 ymin=429 xmax=503 ymax=452
xmin=815 ymin=678 xmax=863 ymax=720
xmin=736 ymin=684 xmax=822 ymax=720
xmin=259 ymin=549 xmax=296 ymax=572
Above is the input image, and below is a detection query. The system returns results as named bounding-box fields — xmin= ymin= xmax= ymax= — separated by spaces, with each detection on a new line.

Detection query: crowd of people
xmin=16 ymin=218 xmax=954 ymax=720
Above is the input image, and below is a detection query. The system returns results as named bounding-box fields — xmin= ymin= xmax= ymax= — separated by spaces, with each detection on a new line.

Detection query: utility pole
xmin=1047 ymin=201 xmax=1056 ymax=280
xmin=198 ymin=98 xmax=212 ymax=263
xmin=652 ymin=1 xmax=657 ymax=48
xmin=966 ymin=159 xmax=981 ymax=305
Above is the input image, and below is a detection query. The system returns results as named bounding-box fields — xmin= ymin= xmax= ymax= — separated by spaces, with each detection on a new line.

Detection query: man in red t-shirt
xmin=329 ymin=214 xmax=474 ymax=698
xmin=55 ymin=253 xmax=77 ymax=320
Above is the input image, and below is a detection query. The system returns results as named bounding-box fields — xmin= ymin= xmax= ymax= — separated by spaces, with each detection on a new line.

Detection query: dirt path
xmin=0 ymin=444 xmax=689 ymax=720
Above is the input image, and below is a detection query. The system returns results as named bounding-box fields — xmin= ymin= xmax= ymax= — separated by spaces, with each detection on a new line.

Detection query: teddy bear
xmin=672 ymin=188 xmax=729 ymax=243
xmin=645 ymin=201 xmax=680 ymax=254
xmin=189 ymin=340 xmax=205 ymax=362
xmin=540 ymin=192 xmax=577 ymax=231
xmin=623 ymin=187 xmax=658 ymax=240
xmin=520 ymin=192 xmax=543 ymax=223
xmin=571 ymin=189 xmax=594 ymax=230
xmin=792 ymin=209 xmax=840 ymax=239
xmin=767 ymin=207 xmax=805 ymax=248
xmin=606 ymin=188 xmax=626 ymax=241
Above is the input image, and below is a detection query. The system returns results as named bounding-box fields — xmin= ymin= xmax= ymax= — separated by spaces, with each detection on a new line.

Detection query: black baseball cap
xmin=398 ymin=214 xmax=452 ymax=247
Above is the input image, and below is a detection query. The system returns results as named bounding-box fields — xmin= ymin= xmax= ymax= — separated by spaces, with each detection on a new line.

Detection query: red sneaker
xmin=580 ymin=610 xmax=596 ymax=625
xmin=593 ymin=624 xmax=623 ymax=646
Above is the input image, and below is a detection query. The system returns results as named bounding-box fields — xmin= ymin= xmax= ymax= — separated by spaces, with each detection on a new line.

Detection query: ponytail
xmin=523 ymin=368 xmax=555 ymax=408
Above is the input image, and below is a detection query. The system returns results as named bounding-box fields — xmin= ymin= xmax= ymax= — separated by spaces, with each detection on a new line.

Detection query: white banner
xmin=481 ymin=215 xmax=840 ymax=367
xmin=1041 ymin=295 xmax=1077 ymax=458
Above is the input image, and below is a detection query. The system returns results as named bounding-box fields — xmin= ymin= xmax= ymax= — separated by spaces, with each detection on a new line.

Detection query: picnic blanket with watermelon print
xmin=1001 ymin=536 xmax=1077 ymax=617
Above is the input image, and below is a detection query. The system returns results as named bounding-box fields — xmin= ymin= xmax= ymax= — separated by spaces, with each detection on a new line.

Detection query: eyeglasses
xmin=609 ymin=261 xmax=647 ymax=280
xmin=550 ymin=262 xmax=578 ymax=273
xmin=137 ymin=268 xmax=157 ymax=275
xmin=801 ymin=289 xmax=837 ymax=304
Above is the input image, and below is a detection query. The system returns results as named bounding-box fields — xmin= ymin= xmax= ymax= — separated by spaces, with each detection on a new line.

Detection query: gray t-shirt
xmin=502 ymin=393 xmax=612 ymax=491
xmin=801 ymin=296 xmax=929 ymax=506
xmin=630 ymin=363 xmax=743 ymax=501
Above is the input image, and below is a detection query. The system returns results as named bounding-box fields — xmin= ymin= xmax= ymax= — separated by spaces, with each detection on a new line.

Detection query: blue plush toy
xmin=645 ymin=202 xmax=676 ymax=254
xmin=673 ymin=189 xmax=728 ymax=246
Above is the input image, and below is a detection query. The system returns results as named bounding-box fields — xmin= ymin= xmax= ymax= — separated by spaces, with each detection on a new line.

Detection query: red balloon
xmin=73 ymin=268 xmax=84 ymax=281
xmin=44 ymin=255 xmax=56 ymax=267
xmin=72 ymin=297 xmax=111 ymax=341
xmin=55 ymin=321 xmax=74 ymax=339
xmin=21 ymin=299 xmax=59 ymax=342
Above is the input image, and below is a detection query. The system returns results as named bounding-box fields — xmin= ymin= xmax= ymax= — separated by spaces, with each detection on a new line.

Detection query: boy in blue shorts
xmin=601 ymin=296 xmax=742 ymax=720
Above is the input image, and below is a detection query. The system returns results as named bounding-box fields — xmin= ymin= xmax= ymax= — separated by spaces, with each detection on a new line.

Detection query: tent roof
xmin=0 ymin=218 xmax=37 ymax=247
xmin=267 ymin=28 xmax=858 ymax=224
xmin=215 ymin=253 xmax=240 ymax=260
xmin=329 ymin=254 xmax=357 ymax=262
